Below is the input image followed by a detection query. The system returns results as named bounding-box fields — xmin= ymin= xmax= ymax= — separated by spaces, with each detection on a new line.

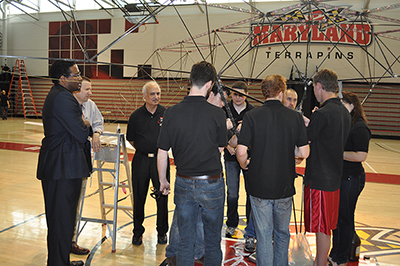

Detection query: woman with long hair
xmin=328 ymin=91 xmax=371 ymax=266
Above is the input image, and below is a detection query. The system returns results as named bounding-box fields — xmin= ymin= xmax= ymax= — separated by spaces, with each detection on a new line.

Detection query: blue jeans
xmin=1 ymin=106 xmax=8 ymax=119
xmin=250 ymin=195 xmax=292 ymax=266
xmin=225 ymin=160 xmax=241 ymax=228
xmin=225 ymin=161 xmax=255 ymax=238
xmin=225 ymin=160 xmax=256 ymax=238
xmin=165 ymin=208 xmax=204 ymax=260
xmin=174 ymin=175 xmax=225 ymax=266
xmin=330 ymin=172 xmax=365 ymax=264
xmin=244 ymin=215 xmax=256 ymax=238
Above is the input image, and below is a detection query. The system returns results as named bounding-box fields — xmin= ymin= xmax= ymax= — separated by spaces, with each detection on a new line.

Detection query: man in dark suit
xmin=37 ymin=60 xmax=92 ymax=266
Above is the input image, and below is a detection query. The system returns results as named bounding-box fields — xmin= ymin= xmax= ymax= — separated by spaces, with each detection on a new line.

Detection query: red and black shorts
xmin=304 ymin=184 xmax=340 ymax=235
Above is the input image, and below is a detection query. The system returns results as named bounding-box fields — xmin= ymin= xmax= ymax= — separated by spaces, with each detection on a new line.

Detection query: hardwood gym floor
xmin=0 ymin=117 xmax=400 ymax=265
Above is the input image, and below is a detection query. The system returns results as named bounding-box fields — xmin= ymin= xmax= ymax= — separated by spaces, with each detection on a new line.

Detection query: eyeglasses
xmin=70 ymin=72 xmax=81 ymax=78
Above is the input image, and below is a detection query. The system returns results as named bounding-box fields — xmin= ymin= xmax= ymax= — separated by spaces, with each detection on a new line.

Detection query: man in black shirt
xmin=223 ymin=82 xmax=256 ymax=252
xmin=158 ymin=61 xmax=227 ymax=266
xmin=164 ymin=84 xmax=231 ymax=266
xmin=237 ymin=74 xmax=309 ymax=266
xmin=0 ymin=90 xmax=10 ymax=120
xmin=304 ymin=69 xmax=351 ymax=266
xmin=126 ymin=81 xmax=169 ymax=246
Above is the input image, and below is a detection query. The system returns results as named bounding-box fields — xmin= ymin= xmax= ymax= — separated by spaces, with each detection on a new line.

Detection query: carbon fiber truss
xmin=2 ymin=0 xmax=400 ymax=119
xmin=140 ymin=0 xmax=400 ymax=106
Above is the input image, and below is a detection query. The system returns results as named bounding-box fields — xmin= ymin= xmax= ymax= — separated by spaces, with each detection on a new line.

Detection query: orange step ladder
xmin=9 ymin=59 xmax=38 ymax=118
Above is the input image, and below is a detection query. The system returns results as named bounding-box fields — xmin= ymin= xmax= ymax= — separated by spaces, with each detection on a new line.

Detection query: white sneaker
xmin=225 ymin=226 xmax=236 ymax=237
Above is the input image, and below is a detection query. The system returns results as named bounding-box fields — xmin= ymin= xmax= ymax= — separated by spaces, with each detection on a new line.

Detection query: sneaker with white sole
xmin=225 ymin=227 xmax=236 ymax=237
xmin=244 ymin=236 xmax=256 ymax=252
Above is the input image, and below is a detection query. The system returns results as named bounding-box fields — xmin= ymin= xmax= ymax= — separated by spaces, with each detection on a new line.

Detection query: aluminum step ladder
xmin=76 ymin=132 xmax=133 ymax=252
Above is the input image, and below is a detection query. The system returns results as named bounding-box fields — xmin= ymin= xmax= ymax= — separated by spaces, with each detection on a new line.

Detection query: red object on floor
xmin=347 ymin=261 xmax=359 ymax=266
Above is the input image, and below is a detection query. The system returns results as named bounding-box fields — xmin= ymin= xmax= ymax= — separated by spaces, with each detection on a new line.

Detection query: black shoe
xmin=244 ymin=236 xmax=256 ymax=253
xmin=70 ymin=241 xmax=90 ymax=255
xmin=158 ymin=234 xmax=167 ymax=244
xmin=70 ymin=260 xmax=84 ymax=266
xmin=132 ymin=235 xmax=143 ymax=246
xmin=166 ymin=256 xmax=177 ymax=266
xmin=194 ymin=255 xmax=204 ymax=264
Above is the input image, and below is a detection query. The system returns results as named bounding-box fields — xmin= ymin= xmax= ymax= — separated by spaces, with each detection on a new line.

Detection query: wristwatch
xmin=94 ymin=131 xmax=102 ymax=135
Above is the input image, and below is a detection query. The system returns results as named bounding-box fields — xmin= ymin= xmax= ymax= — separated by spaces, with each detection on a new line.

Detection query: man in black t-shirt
xmin=304 ymin=69 xmax=351 ymax=266
xmin=126 ymin=81 xmax=169 ymax=246
xmin=158 ymin=61 xmax=227 ymax=266
xmin=237 ymin=74 xmax=309 ymax=266
xmin=223 ymin=81 xmax=256 ymax=252
xmin=164 ymin=84 xmax=231 ymax=265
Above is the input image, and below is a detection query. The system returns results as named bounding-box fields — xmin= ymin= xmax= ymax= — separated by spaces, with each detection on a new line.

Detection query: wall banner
xmin=251 ymin=7 xmax=373 ymax=48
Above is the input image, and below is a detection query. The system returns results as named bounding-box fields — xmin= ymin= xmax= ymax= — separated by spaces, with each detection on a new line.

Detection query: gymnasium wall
xmin=4 ymin=1 xmax=400 ymax=80
xmin=3 ymin=1 xmax=400 ymax=137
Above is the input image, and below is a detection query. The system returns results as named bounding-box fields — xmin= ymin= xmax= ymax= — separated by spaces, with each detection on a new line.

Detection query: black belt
xmin=176 ymin=173 xmax=220 ymax=180
xmin=136 ymin=151 xmax=156 ymax=158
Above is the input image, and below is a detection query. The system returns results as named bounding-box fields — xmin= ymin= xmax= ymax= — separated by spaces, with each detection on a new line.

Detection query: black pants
xmin=131 ymin=153 xmax=170 ymax=237
xmin=330 ymin=172 xmax=366 ymax=264
xmin=42 ymin=178 xmax=82 ymax=266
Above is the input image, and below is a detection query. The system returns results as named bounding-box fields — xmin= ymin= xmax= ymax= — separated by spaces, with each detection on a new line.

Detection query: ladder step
xmin=100 ymin=181 xmax=130 ymax=187
xmin=92 ymin=168 xmax=115 ymax=173
xmin=81 ymin=217 xmax=114 ymax=224
xmin=102 ymin=204 xmax=133 ymax=211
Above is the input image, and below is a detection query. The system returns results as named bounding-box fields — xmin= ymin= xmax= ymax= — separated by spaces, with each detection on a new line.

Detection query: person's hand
xmin=160 ymin=180 xmax=171 ymax=195
xmin=303 ymin=115 xmax=310 ymax=127
xmin=92 ymin=133 xmax=101 ymax=152
xmin=226 ymin=119 xmax=233 ymax=130
xmin=240 ymin=158 xmax=250 ymax=170
xmin=236 ymin=122 xmax=242 ymax=132
xmin=82 ymin=116 xmax=91 ymax=127
xmin=312 ymin=106 xmax=319 ymax=113
xmin=226 ymin=144 xmax=236 ymax=155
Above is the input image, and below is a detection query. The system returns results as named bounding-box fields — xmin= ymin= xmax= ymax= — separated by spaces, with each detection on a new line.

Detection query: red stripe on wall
xmin=295 ymin=166 xmax=400 ymax=185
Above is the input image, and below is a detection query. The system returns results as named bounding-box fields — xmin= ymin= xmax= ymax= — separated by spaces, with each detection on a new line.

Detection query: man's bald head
xmin=282 ymin=88 xmax=298 ymax=110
